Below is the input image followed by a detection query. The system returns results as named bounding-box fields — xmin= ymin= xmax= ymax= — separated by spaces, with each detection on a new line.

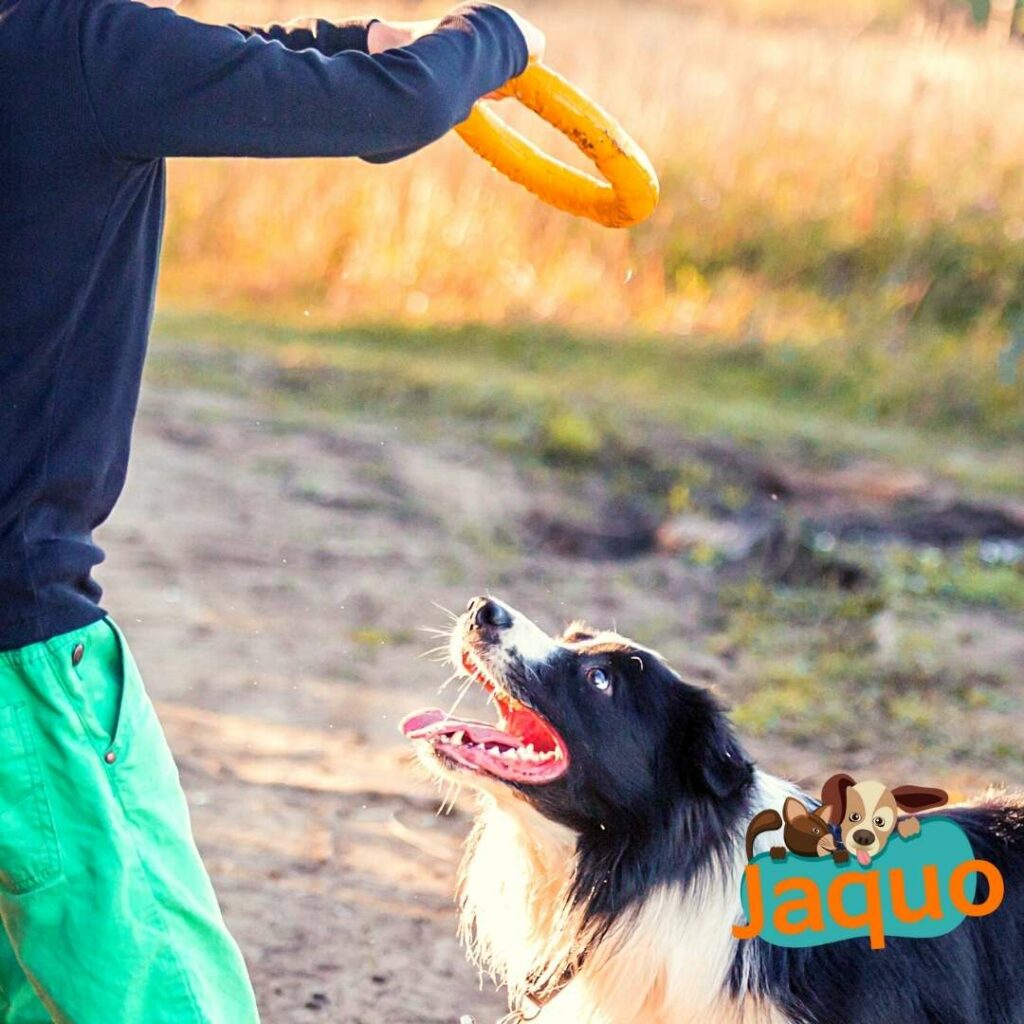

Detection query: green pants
xmin=0 ymin=619 xmax=259 ymax=1024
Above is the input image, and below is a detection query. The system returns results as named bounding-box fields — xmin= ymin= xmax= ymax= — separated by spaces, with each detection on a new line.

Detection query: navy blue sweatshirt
xmin=0 ymin=0 xmax=527 ymax=651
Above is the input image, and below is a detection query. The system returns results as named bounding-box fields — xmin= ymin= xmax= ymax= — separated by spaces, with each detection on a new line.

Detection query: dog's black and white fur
xmin=415 ymin=597 xmax=1024 ymax=1024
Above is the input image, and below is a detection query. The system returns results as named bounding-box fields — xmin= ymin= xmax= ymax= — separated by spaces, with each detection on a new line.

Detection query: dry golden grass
xmin=161 ymin=0 xmax=1024 ymax=396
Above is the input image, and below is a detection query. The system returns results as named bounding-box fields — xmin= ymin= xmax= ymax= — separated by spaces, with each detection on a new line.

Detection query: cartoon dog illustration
xmin=819 ymin=773 xmax=949 ymax=867
xmin=745 ymin=797 xmax=849 ymax=864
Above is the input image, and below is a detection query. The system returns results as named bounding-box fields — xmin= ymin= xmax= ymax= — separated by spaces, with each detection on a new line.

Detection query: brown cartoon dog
xmin=745 ymin=797 xmax=849 ymax=864
xmin=819 ymin=774 xmax=948 ymax=867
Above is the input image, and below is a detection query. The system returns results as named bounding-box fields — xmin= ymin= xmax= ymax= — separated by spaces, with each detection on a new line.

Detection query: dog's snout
xmin=468 ymin=597 xmax=513 ymax=630
xmin=852 ymin=829 xmax=875 ymax=847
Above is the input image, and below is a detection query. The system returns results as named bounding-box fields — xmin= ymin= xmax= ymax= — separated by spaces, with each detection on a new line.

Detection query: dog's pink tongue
xmin=400 ymin=708 xmax=446 ymax=736
xmin=856 ymin=849 xmax=871 ymax=867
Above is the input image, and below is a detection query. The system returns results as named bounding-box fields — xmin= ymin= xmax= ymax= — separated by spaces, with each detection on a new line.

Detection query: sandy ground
xmin=96 ymin=381 xmax=1022 ymax=1024
xmin=97 ymin=384 xmax=719 ymax=1024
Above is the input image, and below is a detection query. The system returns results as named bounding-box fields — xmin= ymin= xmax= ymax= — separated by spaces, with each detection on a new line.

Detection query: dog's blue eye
xmin=587 ymin=668 xmax=612 ymax=693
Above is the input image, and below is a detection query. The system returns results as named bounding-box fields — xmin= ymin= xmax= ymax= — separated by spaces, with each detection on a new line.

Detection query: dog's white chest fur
xmin=458 ymin=774 xmax=797 ymax=1024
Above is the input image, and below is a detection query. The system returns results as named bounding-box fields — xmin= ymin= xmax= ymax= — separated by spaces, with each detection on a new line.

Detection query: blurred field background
xmin=127 ymin=1 xmax=1024 ymax=1018
xmin=160 ymin=0 xmax=1024 ymax=441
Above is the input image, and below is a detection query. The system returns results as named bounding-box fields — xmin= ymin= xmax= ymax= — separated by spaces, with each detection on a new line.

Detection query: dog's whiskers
xmin=418 ymin=644 xmax=451 ymax=662
xmin=418 ymin=625 xmax=453 ymax=637
xmin=430 ymin=601 xmax=459 ymax=622
xmin=444 ymin=676 xmax=476 ymax=721
xmin=437 ymin=670 xmax=462 ymax=694
xmin=437 ymin=778 xmax=462 ymax=817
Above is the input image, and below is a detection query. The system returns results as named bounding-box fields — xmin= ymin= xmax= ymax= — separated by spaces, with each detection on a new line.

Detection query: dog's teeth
xmin=500 ymin=749 xmax=517 ymax=760
xmin=451 ymin=731 xmax=465 ymax=745
xmin=554 ymin=747 xmax=564 ymax=760
xmin=488 ymin=746 xmax=502 ymax=755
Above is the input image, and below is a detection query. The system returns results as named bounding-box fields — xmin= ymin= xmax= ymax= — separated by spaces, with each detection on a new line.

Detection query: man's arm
xmin=228 ymin=16 xmax=377 ymax=56
xmin=78 ymin=1 xmax=530 ymax=161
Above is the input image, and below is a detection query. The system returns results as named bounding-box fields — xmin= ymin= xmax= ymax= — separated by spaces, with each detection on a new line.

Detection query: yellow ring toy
xmin=455 ymin=63 xmax=660 ymax=229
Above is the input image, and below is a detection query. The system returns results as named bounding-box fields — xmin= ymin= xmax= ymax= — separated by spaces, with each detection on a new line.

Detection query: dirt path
xmin=98 ymin=384 xmax=722 ymax=1024
xmin=97 ymin=382 xmax=1023 ymax=1023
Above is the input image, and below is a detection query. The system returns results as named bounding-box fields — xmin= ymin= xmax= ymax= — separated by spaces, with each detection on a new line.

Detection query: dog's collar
xmin=493 ymin=963 xmax=581 ymax=1022
xmin=503 ymin=962 xmax=579 ymax=1021
xmin=499 ymin=992 xmax=555 ymax=1024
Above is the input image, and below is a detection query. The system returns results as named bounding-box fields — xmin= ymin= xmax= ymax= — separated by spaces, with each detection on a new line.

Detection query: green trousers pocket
xmin=0 ymin=703 xmax=62 ymax=895
xmin=62 ymin=620 xmax=126 ymax=749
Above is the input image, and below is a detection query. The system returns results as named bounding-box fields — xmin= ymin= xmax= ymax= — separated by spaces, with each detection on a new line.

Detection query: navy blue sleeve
xmin=78 ymin=0 xmax=528 ymax=161
xmin=228 ymin=16 xmax=376 ymax=55
xmin=361 ymin=146 xmax=422 ymax=165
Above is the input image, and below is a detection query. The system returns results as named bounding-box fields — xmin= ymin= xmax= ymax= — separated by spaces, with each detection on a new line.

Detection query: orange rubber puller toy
xmin=455 ymin=63 xmax=660 ymax=229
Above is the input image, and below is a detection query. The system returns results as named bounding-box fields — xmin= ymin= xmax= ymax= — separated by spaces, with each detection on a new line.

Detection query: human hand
xmin=367 ymin=8 xmax=544 ymax=65
xmin=481 ymin=8 xmax=544 ymax=100
xmin=498 ymin=7 xmax=545 ymax=65
xmin=367 ymin=18 xmax=438 ymax=53
xmin=368 ymin=7 xmax=544 ymax=107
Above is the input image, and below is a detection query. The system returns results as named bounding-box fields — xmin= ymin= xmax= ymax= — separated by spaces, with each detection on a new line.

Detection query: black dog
xmin=402 ymin=597 xmax=1024 ymax=1024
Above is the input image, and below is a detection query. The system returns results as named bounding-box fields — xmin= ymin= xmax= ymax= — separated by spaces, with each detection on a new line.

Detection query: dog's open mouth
xmin=401 ymin=650 xmax=569 ymax=784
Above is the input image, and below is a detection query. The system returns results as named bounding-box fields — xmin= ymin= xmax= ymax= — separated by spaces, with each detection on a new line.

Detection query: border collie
xmin=401 ymin=596 xmax=1024 ymax=1024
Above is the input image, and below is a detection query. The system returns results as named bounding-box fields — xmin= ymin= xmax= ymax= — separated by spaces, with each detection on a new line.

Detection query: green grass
xmin=148 ymin=308 xmax=1023 ymax=772
xmin=883 ymin=546 xmax=1024 ymax=613
xmin=150 ymin=311 xmax=1024 ymax=497
xmin=719 ymin=577 xmax=1023 ymax=769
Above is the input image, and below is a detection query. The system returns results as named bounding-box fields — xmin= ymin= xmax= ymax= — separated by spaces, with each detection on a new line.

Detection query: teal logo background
xmin=739 ymin=817 xmax=977 ymax=948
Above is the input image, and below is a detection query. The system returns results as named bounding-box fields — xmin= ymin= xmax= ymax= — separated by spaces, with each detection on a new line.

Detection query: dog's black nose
xmin=852 ymin=829 xmax=874 ymax=847
xmin=468 ymin=597 xmax=512 ymax=630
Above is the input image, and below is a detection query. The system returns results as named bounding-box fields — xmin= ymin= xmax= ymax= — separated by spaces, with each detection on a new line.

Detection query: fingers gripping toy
xmin=455 ymin=63 xmax=660 ymax=229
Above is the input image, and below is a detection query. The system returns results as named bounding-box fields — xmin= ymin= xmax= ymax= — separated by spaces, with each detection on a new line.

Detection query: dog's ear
xmin=782 ymin=797 xmax=807 ymax=825
xmin=819 ymin=774 xmax=855 ymax=825
xmin=891 ymin=785 xmax=948 ymax=812
xmin=561 ymin=620 xmax=598 ymax=644
xmin=814 ymin=802 xmax=834 ymax=823
xmin=696 ymin=715 xmax=753 ymax=800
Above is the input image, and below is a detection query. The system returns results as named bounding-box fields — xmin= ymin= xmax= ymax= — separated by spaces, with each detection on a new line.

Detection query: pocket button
xmin=71 ymin=643 xmax=84 ymax=667
xmin=104 ymin=750 xmax=117 ymax=765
